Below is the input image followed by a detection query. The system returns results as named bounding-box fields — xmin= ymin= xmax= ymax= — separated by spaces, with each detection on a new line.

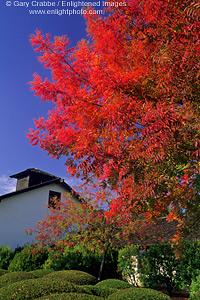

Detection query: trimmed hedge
xmin=0 ymin=277 xmax=82 ymax=299
xmin=0 ymin=270 xmax=8 ymax=277
xmin=35 ymin=293 xmax=104 ymax=299
xmin=0 ymin=274 xmax=118 ymax=299
xmin=29 ymin=269 xmax=54 ymax=278
xmin=0 ymin=271 xmax=37 ymax=288
xmin=96 ymin=279 xmax=131 ymax=289
xmin=107 ymin=287 xmax=171 ymax=300
xmin=46 ymin=270 xmax=98 ymax=285
xmin=81 ymin=285 xmax=118 ymax=297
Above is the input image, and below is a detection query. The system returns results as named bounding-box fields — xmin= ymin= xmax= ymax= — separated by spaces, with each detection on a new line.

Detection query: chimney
xmin=10 ymin=168 xmax=59 ymax=191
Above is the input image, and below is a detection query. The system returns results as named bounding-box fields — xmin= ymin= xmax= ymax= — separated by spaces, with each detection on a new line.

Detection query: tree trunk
xmin=98 ymin=247 xmax=108 ymax=281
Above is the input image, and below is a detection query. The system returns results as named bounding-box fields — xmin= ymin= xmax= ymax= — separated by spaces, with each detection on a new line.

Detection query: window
xmin=48 ymin=190 xmax=61 ymax=209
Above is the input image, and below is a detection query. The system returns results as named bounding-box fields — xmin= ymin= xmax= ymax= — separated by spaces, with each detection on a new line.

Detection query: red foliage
xmin=30 ymin=185 xmax=162 ymax=252
xmin=28 ymin=0 xmax=200 ymax=237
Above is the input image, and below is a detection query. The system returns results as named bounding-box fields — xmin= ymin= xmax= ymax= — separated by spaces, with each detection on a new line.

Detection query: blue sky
xmin=0 ymin=1 xmax=100 ymax=194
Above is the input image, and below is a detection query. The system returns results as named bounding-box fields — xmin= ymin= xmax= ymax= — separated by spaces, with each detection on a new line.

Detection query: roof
xmin=129 ymin=217 xmax=200 ymax=246
xmin=138 ymin=218 xmax=178 ymax=246
xmin=0 ymin=169 xmax=81 ymax=202
xmin=10 ymin=168 xmax=59 ymax=180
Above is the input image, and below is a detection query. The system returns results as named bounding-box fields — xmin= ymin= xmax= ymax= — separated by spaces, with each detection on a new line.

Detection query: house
xmin=0 ymin=168 xmax=80 ymax=249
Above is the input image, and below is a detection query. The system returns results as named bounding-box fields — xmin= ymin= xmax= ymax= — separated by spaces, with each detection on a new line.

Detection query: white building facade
xmin=0 ymin=168 xmax=80 ymax=249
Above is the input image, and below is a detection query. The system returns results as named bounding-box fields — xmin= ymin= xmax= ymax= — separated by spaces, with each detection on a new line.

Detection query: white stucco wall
xmin=0 ymin=184 xmax=78 ymax=249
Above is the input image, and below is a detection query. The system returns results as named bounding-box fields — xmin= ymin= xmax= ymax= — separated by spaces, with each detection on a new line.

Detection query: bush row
xmin=2 ymin=240 xmax=200 ymax=286
xmin=1 ymin=240 xmax=200 ymax=298
xmin=0 ymin=269 xmax=8 ymax=277
xmin=36 ymin=293 xmax=104 ymax=300
xmin=0 ymin=244 xmax=118 ymax=280
xmin=107 ymin=288 xmax=170 ymax=300
xmin=36 ymin=289 xmax=170 ymax=300
xmin=0 ymin=271 xmax=170 ymax=300
xmin=0 ymin=271 xmax=36 ymax=288
xmin=0 ymin=277 xmax=80 ymax=299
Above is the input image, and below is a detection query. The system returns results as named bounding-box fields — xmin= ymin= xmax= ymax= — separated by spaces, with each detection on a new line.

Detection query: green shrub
xmin=118 ymin=243 xmax=179 ymax=294
xmin=139 ymin=243 xmax=178 ymax=295
xmin=0 ymin=271 xmax=37 ymax=288
xmin=28 ymin=269 xmax=54 ymax=278
xmin=0 ymin=277 xmax=82 ymax=299
xmin=43 ymin=245 xmax=100 ymax=275
xmin=44 ymin=245 xmax=118 ymax=279
xmin=189 ymin=274 xmax=200 ymax=300
xmin=0 ymin=270 xmax=8 ymax=277
xmin=118 ymin=245 xmax=141 ymax=285
xmin=96 ymin=279 xmax=131 ymax=289
xmin=107 ymin=287 xmax=171 ymax=300
xmin=81 ymin=285 xmax=118 ymax=297
xmin=0 ymin=274 xmax=118 ymax=300
xmin=177 ymin=240 xmax=200 ymax=287
xmin=73 ymin=285 xmax=94 ymax=296
xmin=8 ymin=245 xmax=48 ymax=272
xmin=46 ymin=270 xmax=98 ymax=285
xmin=0 ymin=245 xmax=14 ymax=270
xmin=35 ymin=293 xmax=104 ymax=299
xmin=118 ymin=240 xmax=200 ymax=292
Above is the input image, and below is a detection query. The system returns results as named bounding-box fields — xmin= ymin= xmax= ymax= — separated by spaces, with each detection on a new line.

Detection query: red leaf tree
xmin=28 ymin=0 xmax=200 ymax=237
xmin=28 ymin=183 xmax=161 ymax=280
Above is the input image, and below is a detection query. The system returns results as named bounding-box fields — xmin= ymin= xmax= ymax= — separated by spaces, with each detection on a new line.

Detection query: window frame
xmin=48 ymin=190 xmax=61 ymax=209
